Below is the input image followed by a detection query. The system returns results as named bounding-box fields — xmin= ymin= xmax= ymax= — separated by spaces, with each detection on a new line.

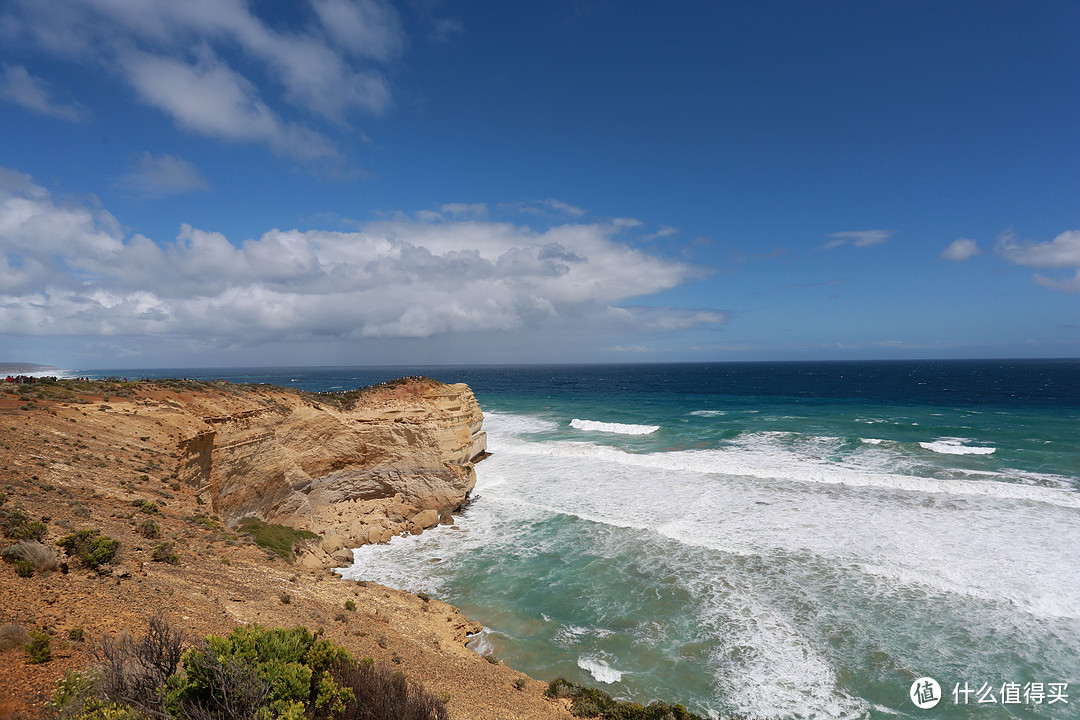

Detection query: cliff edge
xmin=173 ymin=377 xmax=487 ymax=567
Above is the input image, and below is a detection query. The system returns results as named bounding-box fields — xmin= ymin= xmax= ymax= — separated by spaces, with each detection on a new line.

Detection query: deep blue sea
xmin=80 ymin=361 xmax=1080 ymax=719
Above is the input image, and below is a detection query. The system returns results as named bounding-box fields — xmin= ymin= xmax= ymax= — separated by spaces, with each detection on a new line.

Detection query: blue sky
xmin=0 ymin=0 xmax=1077 ymax=368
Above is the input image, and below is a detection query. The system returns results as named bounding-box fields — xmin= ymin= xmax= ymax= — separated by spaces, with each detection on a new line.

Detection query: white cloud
xmin=123 ymin=51 xmax=337 ymax=161
xmin=995 ymin=229 xmax=1080 ymax=294
xmin=440 ymin=203 xmax=488 ymax=217
xmin=0 ymin=168 xmax=706 ymax=342
xmin=312 ymin=0 xmax=404 ymax=62
xmin=0 ymin=64 xmax=88 ymax=121
xmin=1034 ymin=271 xmax=1080 ymax=294
xmin=114 ymin=152 xmax=210 ymax=198
xmin=511 ymin=198 xmax=588 ymax=217
xmin=0 ymin=0 xmax=400 ymax=159
xmin=820 ymin=230 xmax=894 ymax=250
xmin=940 ymin=237 xmax=981 ymax=261
xmin=996 ymin=230 xmax=1080 ymax=268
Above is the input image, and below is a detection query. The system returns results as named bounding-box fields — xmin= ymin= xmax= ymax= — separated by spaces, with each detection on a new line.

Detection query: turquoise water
xmin=85 ymin=361 xmax=1080 ymax=719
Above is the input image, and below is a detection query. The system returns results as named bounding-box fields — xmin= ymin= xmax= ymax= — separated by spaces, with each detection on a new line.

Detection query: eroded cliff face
xmin=173 ymin=378 xmax=486 ymax=567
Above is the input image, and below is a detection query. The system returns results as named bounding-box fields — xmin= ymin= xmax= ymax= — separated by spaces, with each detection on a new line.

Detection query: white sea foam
xmin=571 ymin=418 xmax=660 ymax=435
xmin=484 ymin=411 xmax=560 ymax=436
xmin=493 ymin=432 xmax=1080 ymax=509
xmin=689 ymin=410 xmax=726 ymax=417
xmin=919 ymin=437 xmax=996 ymax=455
xmin=577 ymin=655 xmax=624 ymax=683
xmin=467 ymin=627 xmax=495 ymax=657
xmin=860 ymin=438 xmax=883 ymax=445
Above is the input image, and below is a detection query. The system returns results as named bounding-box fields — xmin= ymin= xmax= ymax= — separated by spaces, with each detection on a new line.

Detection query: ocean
xmin=81 ymin=361 xmax=1080 ymax=719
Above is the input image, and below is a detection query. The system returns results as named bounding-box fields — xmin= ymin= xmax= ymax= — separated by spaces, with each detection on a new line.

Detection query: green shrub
xmin=69 ymin=627 xmax=85 ymax=642
xmin=10 ymin=519 xmax=48 ymax=541
xmin=150 ymin=542 xmax=179 ymax=565
xmin=131 ymin=499 xmax=159 ymax=514
xmin=58 ymin=529 xmax=120 ymax=570
xmin=344 ymin=600 xmax=356 ymax=612
xmin=166 ymin=625 xmax=354 ymax=719
xmin=0 ymin=507 xmax=47 ymax=541
xmin=50 ymin=669 xmax=97 ymax=719
xmin=238 ymin=518 xmax=317 ymax=561
xmin=544 ymin=677 xmax=709 ymax=720
xmin=135 ymin=519 xmax=161 ymax=539
xmin=14 ymin=559 xmax=33 ymax=577
xmin=25 ymin=630 xmax=51 ymax=664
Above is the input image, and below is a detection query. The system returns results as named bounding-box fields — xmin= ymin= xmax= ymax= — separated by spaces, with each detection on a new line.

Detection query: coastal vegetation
xmin=49 ymin=619 xmax=449 ymax=720
xmin=545 ymin=678 xmax=710 ymax=720
xmin=239 ymin=517 xmax=319 ymax=561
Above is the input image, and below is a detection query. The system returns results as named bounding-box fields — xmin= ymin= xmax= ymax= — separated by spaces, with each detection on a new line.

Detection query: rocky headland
xmin=0 ymin=376 xmax=573 ymax=720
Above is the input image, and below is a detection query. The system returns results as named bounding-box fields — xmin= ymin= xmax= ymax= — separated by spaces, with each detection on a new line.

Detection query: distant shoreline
xmin=0 ymin=362 xmax=63 ymax=375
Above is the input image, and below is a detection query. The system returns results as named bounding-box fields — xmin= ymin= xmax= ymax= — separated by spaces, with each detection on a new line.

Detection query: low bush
xmin=58 ymin=529 xmax=120 ymax=570
xmin=150 ymin=542 xmax=179 ymax=565
xmin=0 ymin=507 xmax=47 ymax=541
xmin=238 ymin=518 xmax=317 ymax=561
xmin=2 ymin=540 xmax=62 ymax=575
xmin=132 ymin=499 xmax=160 ymax=514
xmin=135 ymin=519 xmax=161 ymax=539
xmin=25 ymin=630 xmax=52 ymax=664
xmin=50 ymin=669 xmax=97 ymax=720
xmin=167 ymin=625 xmax=354 ymax=719
xmin=52 ymin=617 xmax=449 ymax=720
xmin=544 ymin=677 xmax=709 ymax=720
xmin=0 ymin=623 xmax=31 ymax=651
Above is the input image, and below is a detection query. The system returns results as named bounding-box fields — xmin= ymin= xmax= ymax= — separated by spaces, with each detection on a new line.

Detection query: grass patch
xmin=238 ymin=517 xmax=317 ymax=561
xmin=2 ymin=540 xmax=62 ymax=574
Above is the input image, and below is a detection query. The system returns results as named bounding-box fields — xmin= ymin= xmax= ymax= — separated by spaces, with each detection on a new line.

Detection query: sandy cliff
xmin=172 ymin=378 xmax=487 ymax=567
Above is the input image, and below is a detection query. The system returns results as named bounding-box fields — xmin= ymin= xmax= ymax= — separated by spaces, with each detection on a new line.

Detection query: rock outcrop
xmin=171 ymin=377 xmax=486 ymax=567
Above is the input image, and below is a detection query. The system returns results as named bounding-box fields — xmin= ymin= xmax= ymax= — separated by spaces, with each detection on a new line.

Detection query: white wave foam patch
xmin=484 ymin=411 xmax=560 ymax=436
xmin=494 ymin=434 xmax=1080 ymax=510
xmin=484 ymin=435 xmax=1080 ymax=621
xmin=571 ymin=419 xmax=659 ymax=435
xmin=467 ymin=627 xmax=495 ymax=657
xmin=695 ymin=586 xmax=869 ymax=720
xmin=920 ymin=437 xmax=995 ymax=455
xmin=689 ymin=410 xmax=726 ymax=417
xmin=861 ymin=438 xmax=883 ymax=445
xmin=578 ymin=655 xmax=624 ymax=684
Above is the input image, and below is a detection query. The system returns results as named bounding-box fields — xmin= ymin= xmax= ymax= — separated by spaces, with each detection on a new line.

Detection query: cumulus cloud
xmin=0 ymin=0 xmax=399 ymax=160
xmin=114 ymin=153 xmax=210 ymax=198
xmin=995 ymin=229 xmax=1080 ymax=294
xmin=940 ymin=237 xmax=981 ymax=261
xmin=0 ymin=168 xmax=715 ymax=342
xmin=0 ymin=64 xmax=88 ymax=121
xmin=820 ymin=230 xmax=894 ymax=250
xmin=996 ymin=230 xmax=1080 ymax=268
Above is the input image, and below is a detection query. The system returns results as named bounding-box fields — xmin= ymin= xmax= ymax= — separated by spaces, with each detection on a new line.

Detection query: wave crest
xmin=571 ymin=418 xmax=659 ymax=435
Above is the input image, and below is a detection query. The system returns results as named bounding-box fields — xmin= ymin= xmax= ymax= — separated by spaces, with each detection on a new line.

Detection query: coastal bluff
xmin=0 ymin=376 xmax=577 ymax=720
xmin=174 ymin=377 xmax=488 ymax=567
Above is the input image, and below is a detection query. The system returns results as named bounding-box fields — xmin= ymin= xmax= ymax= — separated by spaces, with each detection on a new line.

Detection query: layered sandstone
xmin=172 ymin=377 xmax=487 ymax=566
